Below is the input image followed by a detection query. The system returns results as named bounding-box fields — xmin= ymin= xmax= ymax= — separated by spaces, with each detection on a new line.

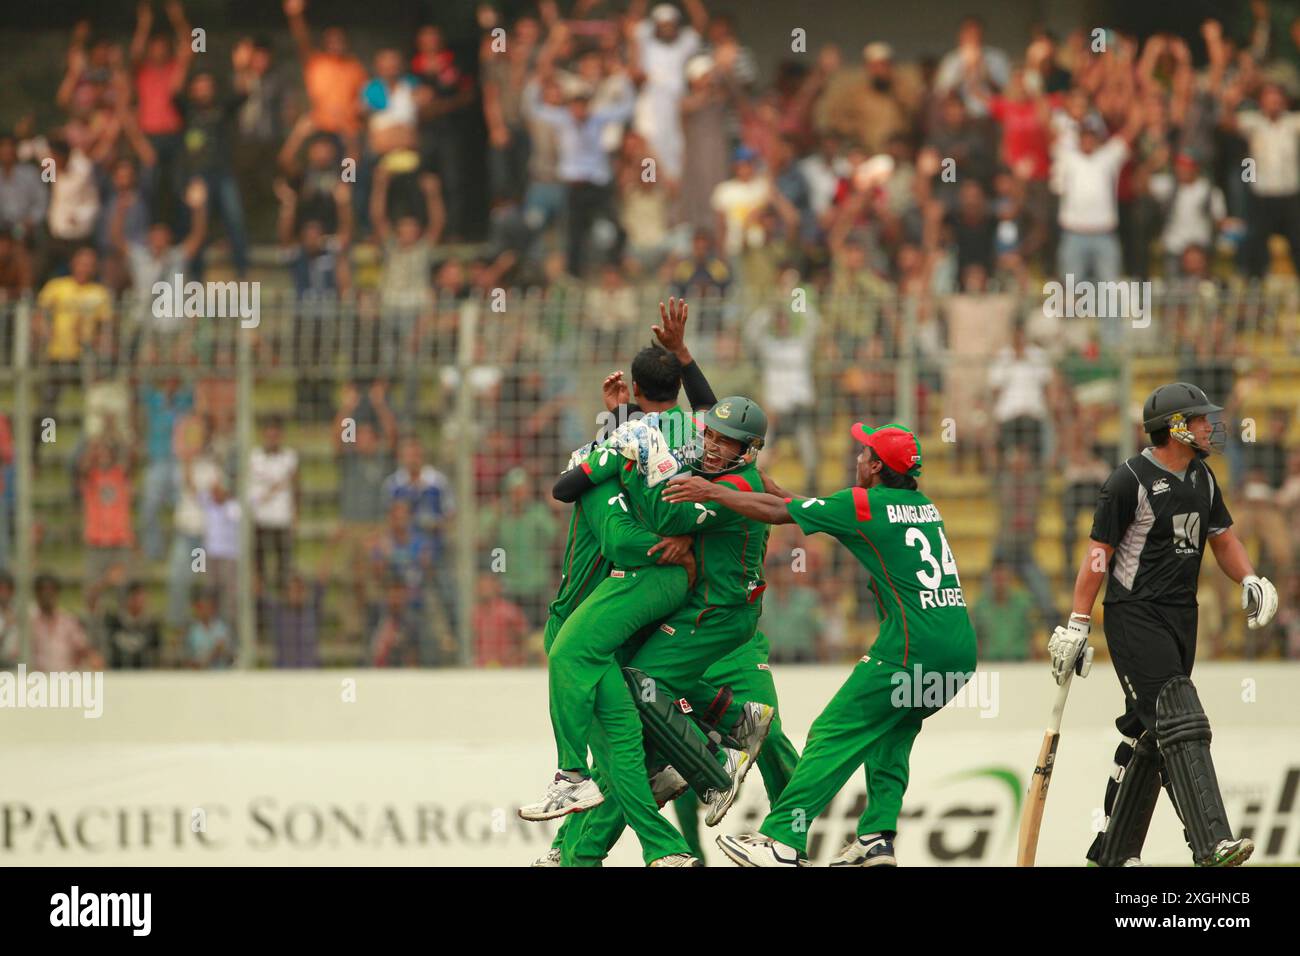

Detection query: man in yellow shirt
xmin=36 ymin=245 xmax=112 ymax=363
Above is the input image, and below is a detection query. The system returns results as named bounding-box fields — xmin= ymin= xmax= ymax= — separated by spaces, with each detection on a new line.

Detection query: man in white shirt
xmin=250 ymin=415 xmax=299 ymax=595
xmin=1054 ymin=114 xmax=1139 ymax=285
xmin=631 ymin=2 xmax=705 ymax=182
xmin=1222 ymin=82 xmax=1300 ymax=277
xmin=987 ymin=323 xmax=1056 ymax=464
xmin=1149 ymin=153 xmax=1226 ymax=276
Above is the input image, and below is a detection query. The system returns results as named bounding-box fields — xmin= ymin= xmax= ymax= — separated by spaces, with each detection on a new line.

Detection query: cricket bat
xmin=1016 ymin=670 xmax=1076 ymax=867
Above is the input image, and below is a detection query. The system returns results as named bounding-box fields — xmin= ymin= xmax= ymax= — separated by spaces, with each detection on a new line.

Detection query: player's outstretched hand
xmin=601 ymin=370 xmax=630 ymax=412
xmin=1241 ymin=575 xmax=1278 ymax=629
xmin=662 ymin=474 xmax=717 ymax=504
xmin=652 ymin=297 xmax=688 ymax=355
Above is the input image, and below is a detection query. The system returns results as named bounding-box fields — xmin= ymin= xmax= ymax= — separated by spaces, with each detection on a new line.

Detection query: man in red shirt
xmin=130 ymin=0 xmax=194 ymax=216
xmin=473 ymin=573 xmax=530 ymax=667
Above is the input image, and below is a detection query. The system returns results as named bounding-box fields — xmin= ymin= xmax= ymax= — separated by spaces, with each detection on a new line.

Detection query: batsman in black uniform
xmin=1049 ymin=383 xmax=1278 ymax=867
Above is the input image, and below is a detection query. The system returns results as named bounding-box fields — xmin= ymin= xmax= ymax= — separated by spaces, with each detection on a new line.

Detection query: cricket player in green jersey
xmin=558 ymin=398 xmax=789 ymax=864
xmin=664 ymin=423 xmax=978 ymax=867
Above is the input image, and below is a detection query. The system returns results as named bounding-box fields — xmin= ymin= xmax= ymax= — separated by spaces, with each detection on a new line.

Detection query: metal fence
xmin=2 ymin=281 xmax=1299 ymax=668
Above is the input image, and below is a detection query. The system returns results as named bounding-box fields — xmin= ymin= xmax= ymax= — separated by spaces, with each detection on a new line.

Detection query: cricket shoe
xmin=518 ymin=773 xmax=604 ymax=821
xmin=828 ymin=833 xmax=897 ymax=867
xmin=1198 ymin=837 xmax=1254 ymax=868
xmin=730 ymin=702 xmax=775 ymax=762
xmin=530 ymin=847 xmax=562 ymax=867
xmin=716 ymin=832 xmax=809 ymax=868
xmin=703 ymin=748 xmax=753 ymax=827
xmin=649 ymin=853 xmax=703 ymax=867
xmin=650 ymin=766 xmax=690 ymax=808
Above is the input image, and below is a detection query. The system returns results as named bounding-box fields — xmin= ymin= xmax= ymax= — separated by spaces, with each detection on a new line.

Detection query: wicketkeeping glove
xmin=607 ymin=414 xmax=681 ymax=487
xmin=1048 ymin=614 xmax=1092 ymax=685
xmin=564 ymin=441 xmax=598 ymax=473
xmin=1241 ymin=574 xmax=1278 ymax=629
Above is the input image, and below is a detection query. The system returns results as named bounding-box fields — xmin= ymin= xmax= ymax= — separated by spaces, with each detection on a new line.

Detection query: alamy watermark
xmin=890 ymin=665 xmax=999 ymax=718
xmin=1042 ymin=275 xmax=1151 ymax=328
xmin=152 ymin=274 xmax=260 ymax=328
xmin=0 ymin=665 xmax=103 ymax=718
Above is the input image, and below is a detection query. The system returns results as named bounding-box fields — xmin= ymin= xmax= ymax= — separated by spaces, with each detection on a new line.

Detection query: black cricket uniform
xmin=1090 ymin=448 xmax=1232 ymax=737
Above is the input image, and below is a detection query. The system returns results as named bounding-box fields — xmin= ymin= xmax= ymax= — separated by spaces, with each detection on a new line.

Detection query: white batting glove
xmin=1242 ymin=575 xmax=1278 ymax=629
xmin=1048 ymin=614 xmax=1091 ymax=685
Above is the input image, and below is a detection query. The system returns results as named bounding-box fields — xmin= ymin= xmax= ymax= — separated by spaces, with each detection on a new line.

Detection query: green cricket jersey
xmin=787 ymin=485 xmax=976 ymax=668
xmin=546 ymin=492 xmax=607 ymax=623
xmin=580 ymin=407 xmax=767 ymax=607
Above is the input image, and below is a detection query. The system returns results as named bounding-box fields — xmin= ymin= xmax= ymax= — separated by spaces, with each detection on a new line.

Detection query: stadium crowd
xmin=2 ymin=0 xmax=1300 ymax=670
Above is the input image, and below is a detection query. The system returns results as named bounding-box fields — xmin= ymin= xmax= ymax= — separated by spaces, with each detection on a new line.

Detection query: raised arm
xmin=130 ymin=1 xmax=154 ymax=65
xmin=166 ymin=0 xmax=194 ymax=82
xmin=652 ymin=297 xmax=716 ymax=409
xmin=661 ymin=474 xmax=794 ymax=524
xmin=283 ymin=0 xmax=314 ymax=62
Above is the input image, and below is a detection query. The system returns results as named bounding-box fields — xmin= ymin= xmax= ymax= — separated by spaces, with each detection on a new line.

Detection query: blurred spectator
xmin=169 ymin=414 xmax=220 ymax=630
xmin=35 ymin=246 xmax=111 ymax=427
xmin=411 ymin=24 xmax=476 ymax=241
xmin=186 ymin=586 xmax=233 ymax=669
xmin=1054 ymin=107 xmax=1140 ymax=294
xmin=283 ymin=0 xmax=367 ymax=149
xmin=198 ymin=474 xmax=241 ymax=629
xmin=753 ymin=298 xmax=820 ymax=492
xmin=79 ymin=432 xmax=136 ymax=590
xmin=137 ymin=375 xmax=193 ymax=561
xmin=628 ymin=1 xmax=707 ymax=183
xmin=1221 ymin=81 xmax=1300 ymax=277
xmin=0 ymin=133 xmax=47 ymax=239
xmin=175 ymin=68 xmax=251 ymax=276
xmin=711 ymin=146 xmax=771 ymax=259
xmin=30 ymin=573 xmax=103 ymax=672
xmin=477 ymin=467 xmax=558 ymax=628
xmin=334 ymin=381 xmax=397 ymax=638
xmin=115 ymin=178 xmax=207 ymax=339
xmin=993 ymin=445 xmax=1057 ymax=628
xmin=0 ymin=413 xmax=11 ymax=570
xmin=0 ymin=228 xmax=34 ymax=301
xmin=130 ymin=0 xmax=193 ymax=220
xmin=260 ymin=571 xmax=322 ymax=668
xmin=526 ymin=65 xmax=635 ymax=276
xmin=250 ymin=415 xmax=299 ymax=595
xmin=987 ymin=322 xmax=1056 ymax=463
xmin=232 ymin=36 xmax=288 ymax=238
xmin=819 ymin=42 xmax=920 ymax=155
xmin=102 ymin=580 xmax=163 ymax=669
xmin=482 ymin=16 xmax=541 ymax=207
xmin=934 ymin=16 xmax=1011 ymax=117
xmin=41 ymin=133 xmax=101 ymax=279
xmin=363 ymin=48 xmax=420 ymax=160
xmin=0 ymin=570 xmax=15 ymax=667
xmin=1060 ymin=419 xmax=1111 ymax=575
xmin=758 ymin=560 xmax=824 ymax=662
xmin=368 ymin=575 xmax=421 ymax=667
xmin=473 ymin=572 xmax=530 ymax=667
xmin=1150 ymin=153 xmax=1227 ymax=277
xmin=971 ymin=560 xmax=1036 ymax=660
xmin=679 ymin=53 xmax=742 ymax=230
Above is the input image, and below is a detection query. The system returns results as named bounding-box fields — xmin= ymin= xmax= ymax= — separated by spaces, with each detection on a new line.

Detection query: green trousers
xmin=758 ymin=653 xmax=969 ymax=853
xmin=548 ymin=566 xmax=688 ymax=772
xmin=566 ymin=625 xmax=800 ymax=866
xmin=543 ymin=610 xmax=690 ymax=865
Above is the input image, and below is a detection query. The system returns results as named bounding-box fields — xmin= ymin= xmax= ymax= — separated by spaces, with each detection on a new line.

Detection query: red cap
xmin=851 ymin=422 xmax=922 ymax=476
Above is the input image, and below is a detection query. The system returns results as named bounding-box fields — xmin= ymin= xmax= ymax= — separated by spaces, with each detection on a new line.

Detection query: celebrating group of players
xmin=515 ymin=298 xmax=1278 ymax=868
